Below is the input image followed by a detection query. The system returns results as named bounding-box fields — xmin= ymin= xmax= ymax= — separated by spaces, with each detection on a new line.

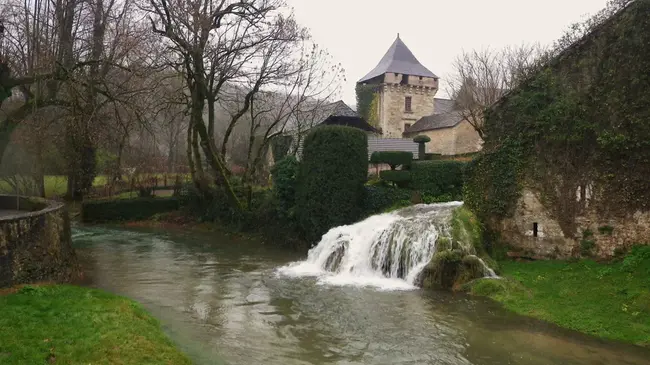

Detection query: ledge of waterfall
xmin=278 ymin=202 xmax=498 ymax=291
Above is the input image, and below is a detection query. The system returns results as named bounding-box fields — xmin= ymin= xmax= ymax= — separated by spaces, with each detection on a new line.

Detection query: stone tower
xmin=358 ymin=35 xmax=439 ymax=138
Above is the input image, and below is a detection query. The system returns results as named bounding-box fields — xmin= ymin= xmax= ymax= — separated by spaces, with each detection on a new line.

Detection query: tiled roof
xmin=433 ymin=98 xmax=456 ymax=114
xmin=359 ymin=35 xmax=438 ymax=83
xmin=404 ymin=98 xmax=464 ymax=133
xmin=405 ymin=111 xmax=464 ymax=133
xmin=325 ymin=100 xmax=359 ymax=117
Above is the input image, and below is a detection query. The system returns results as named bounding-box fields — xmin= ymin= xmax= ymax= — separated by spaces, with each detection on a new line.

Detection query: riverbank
xmin=466 ymin=245 xmax=650 ymax=347
xmin=0 ymin=284 xmax=191 ymax=364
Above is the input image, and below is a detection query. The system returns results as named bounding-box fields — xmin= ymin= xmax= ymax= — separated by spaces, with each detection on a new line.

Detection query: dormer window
xmin=405 ymin=96 xmax=412 ymax=112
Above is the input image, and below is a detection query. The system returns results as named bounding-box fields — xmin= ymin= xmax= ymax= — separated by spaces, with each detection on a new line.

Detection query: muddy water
xmin=73 ymin=226 xmax=650 ymax=365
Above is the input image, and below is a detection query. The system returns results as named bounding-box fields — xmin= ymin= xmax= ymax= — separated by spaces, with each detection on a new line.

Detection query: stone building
xmin=402 ymin=99 xmax=483 ymax=155
xmin=358 ymin=35 xmax=482 ymax=155
xmin=358 ymin=35 xmax=439 ymax=138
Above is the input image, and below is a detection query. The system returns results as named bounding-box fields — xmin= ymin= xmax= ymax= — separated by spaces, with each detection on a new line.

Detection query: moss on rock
xmin=419 ymin=206 xmax=500 ymax=290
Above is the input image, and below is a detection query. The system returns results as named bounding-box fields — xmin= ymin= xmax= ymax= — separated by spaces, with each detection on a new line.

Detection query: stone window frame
xmin=405 ymin=96 xmax=412 ymax=113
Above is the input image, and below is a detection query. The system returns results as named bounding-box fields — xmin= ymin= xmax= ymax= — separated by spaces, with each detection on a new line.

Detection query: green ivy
xmin=465 ymin=0 xmax=650 ymax=232
xmin=356 ymin=84 xmax=378 ymax=125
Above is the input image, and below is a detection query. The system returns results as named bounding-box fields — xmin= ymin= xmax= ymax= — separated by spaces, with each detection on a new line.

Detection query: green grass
xmin=0 ymin=174 xmax=189 ymax=199
xmin=0 ymin=285 xmax=191 ymax=364
xmin=466 ymin=245 xmax=650 ymax=347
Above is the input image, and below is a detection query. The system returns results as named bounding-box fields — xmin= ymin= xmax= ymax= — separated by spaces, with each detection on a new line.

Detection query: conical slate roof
xmin=358 ymin=35 xmax=437 ymax=83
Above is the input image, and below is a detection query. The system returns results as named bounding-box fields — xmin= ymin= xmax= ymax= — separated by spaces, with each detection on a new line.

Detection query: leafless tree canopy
xmin=448 ymin=43 xmax=547 ymax=139
xmin=0 ymin=0 xmax=343 ymax=203
xmin=145 ymin=0 xmax=343 ymax=208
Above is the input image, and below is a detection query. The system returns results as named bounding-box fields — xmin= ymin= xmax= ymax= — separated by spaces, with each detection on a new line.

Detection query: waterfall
xmin=278 ymin=202 xmax=495 ymax=290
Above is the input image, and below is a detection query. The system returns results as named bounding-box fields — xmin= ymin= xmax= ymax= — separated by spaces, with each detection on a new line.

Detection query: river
xmin=73 ymin=225 xmax=650 ymax=365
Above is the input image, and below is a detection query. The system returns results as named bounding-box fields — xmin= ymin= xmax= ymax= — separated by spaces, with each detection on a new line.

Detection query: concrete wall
xmin=379 ymin=84 xmax=436 ymax=138
xmin=501 ymin=189 xmax=650 ymax=259
xmin=404 ymin=120 xmax=483 ymax=155
xmin=0 ymin=196 xmax=79 ymax=288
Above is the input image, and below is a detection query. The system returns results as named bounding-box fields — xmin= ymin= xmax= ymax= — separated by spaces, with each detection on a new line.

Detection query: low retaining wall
xmin=0 ymin=195 xmax=79 ymax=288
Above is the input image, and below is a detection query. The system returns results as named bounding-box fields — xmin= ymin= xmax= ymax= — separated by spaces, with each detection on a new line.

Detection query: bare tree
xmin=146 ymin=0 xmax=339 ymax=211
xmin=0 ymin=0 xmax=161 ymax=199
xmin=236 ymin=43 xmax=343 ymax=205
xmin=448 ymin=43 xmax=546 ymax=139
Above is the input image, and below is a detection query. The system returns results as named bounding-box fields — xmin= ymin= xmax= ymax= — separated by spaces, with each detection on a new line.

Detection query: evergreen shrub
xmin=410 ymin=160 xmax=466 ymax=199
xmin=370 ymin=151 xmax=413 ymax=170
xmin=295 ymin=126 xmax=368 ymax=242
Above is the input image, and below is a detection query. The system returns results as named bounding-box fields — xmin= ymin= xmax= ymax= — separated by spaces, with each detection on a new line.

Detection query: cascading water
xmin=278 ymin=201 xmax=496 ymax=290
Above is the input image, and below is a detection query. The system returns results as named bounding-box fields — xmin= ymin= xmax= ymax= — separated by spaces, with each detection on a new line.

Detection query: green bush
xmin=271 ymin=156 xmax=299 ymax=219
xmin=379 ymin=170 xmax=411 ymax=187
xmin=81 ymin=197 xmax=180 ymax=222
xmin=424 ymin=153 xmax=443 ymax=161
xmin=295 ymin=125 xmax=368 ymax=242
xmin=413 ymin=135 xmax=431 ymax=144
xmin=362 ymin=185 xmax=412 ymax=216
xmin=413 ymin=135 xmax=431 ymax=160
xmin=622 ymin=245 xmax=650 ymax=273
xmin=411 ymin=160 xmax=466 ymax=198
xmin=370 ymin=151 xmax=413 ymax=170
xmin=271 ymin=135 xmax=293 ymax=162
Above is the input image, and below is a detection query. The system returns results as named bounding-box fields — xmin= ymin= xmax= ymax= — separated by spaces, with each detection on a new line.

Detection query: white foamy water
xmin=278 ymin=202 xmax=465 ymax=291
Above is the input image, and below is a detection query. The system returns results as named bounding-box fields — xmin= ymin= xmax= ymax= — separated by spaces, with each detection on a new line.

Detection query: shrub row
xmin=379 ymin=170 xmax=411 ymax=187
xmin=81 ymin=197 xmax=180 ymax=222
xmin=410 ymin=160 xmax=466 ymax=199
xmin=362 ymin=185 xmax=412 ymax=216
xmin=370 ymin=151 xmax=413 ymax=170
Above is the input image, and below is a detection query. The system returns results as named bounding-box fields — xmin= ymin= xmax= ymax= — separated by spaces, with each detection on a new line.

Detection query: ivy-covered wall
xmin=355 ymin=84 xmax=379 ymax=127
xmin=464 ymin=0 xmax=650 ymax=258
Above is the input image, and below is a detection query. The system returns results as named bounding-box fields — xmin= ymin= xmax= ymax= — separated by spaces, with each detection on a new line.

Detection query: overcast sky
xmin=285 ymin=0 xmax=608 ymax=107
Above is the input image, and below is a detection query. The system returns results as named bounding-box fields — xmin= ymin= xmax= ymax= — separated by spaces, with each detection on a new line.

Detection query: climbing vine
xmin=465 ymin=0 xmax=650 ymax=234
xmin=355 ymin=84 xmax=378 ymax=125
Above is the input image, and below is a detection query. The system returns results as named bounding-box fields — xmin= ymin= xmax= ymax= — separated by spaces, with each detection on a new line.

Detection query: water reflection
xmin=74 ymin=226 xmax=650 ymax=365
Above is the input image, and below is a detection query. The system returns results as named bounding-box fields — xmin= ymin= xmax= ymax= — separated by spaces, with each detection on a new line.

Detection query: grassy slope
xmin=0 ymin=285 xmax=191 ymax=365
xmin=468 ymin=246 xmax=650 ymax=347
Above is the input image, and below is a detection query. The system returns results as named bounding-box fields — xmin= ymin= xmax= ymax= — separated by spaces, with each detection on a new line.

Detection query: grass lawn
xmin=467 ymin=245 xmax=650 ymax=347
xmin=0 ymin=285 xmax=191 ymax=365
xmin=0 ymin=174 xmax=189 ymax=199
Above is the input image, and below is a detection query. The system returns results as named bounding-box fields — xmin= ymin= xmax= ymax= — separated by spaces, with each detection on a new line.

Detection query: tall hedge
xmin=410 ymin=161 xmax=466 ymax=199
xmin=295 ymin=125 xmax=368 ymax=242
xmin=271 ymin=155 xmax=299 ymax=220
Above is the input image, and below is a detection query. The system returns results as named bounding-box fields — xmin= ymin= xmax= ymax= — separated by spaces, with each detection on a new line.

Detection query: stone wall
xmin=379 ymin=84 xmax=436 ymax=138
xmin=500 ymin=189 xmax=650 ymax=259
xmin=0 ymin=196 xmax=79 ymax=288
xmin=383 ymin=73 xmax=438 ymax=88
xmin=408 ymin=120 xmax=483 ymax=155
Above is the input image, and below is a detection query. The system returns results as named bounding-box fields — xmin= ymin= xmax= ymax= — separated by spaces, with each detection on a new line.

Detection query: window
xmin=404 ymin=123 xmax=412 ymax=131
xmin=533 ymin=222 xmax=539 ymax=237
xmin=405 ymin=96 xmax=412 ymax=112
xmin=400 ymin=74 xmax=409 ymax=85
